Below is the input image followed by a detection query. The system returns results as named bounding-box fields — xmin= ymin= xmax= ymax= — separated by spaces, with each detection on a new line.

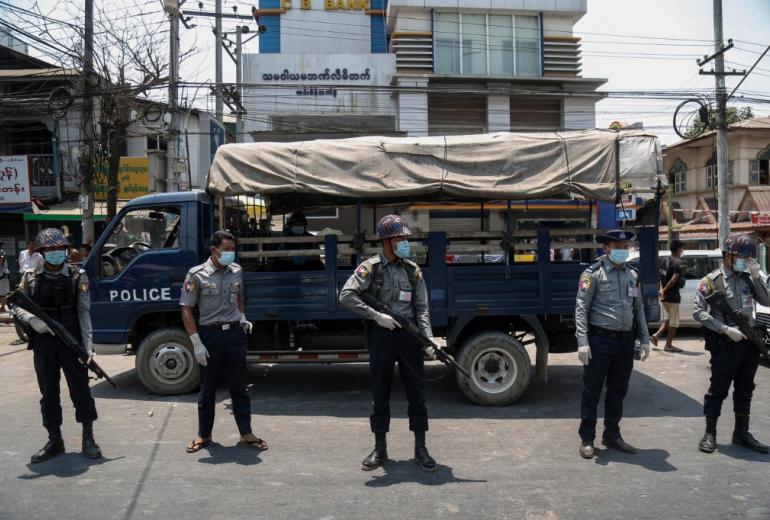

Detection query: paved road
xmin=0 ymin=326 xmax=768 ymax=520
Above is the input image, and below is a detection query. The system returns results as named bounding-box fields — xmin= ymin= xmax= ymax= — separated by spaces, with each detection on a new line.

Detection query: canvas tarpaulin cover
xmin=207 ymin=130 xmax=663 ymax=205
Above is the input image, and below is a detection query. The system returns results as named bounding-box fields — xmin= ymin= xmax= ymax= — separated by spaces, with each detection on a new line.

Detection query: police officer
xmin=15 ymin=228 xmax=101 ymax=463
xmin=339 ymin=215 xmax=438 ymax=472
xmin=574 ymin=229 xmax=650 ymax=459
xmin=180 ymin=231 xmax=268 ymax=453
xmin=693 ymin=232 xmax=770 ymax=454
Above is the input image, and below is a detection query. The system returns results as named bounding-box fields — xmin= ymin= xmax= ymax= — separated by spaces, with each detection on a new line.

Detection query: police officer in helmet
xmin=693 ymin=232 xmax=770 ymax=454
xmin=574 ymin=229 xmax=650 ymax=459
xmin=15 ymin=228 xmax=101 ymax=462
xmin=340 ymin=215 xmax=438 ymax=472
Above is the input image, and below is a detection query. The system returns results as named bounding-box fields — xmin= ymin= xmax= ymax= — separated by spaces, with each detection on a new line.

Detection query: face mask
xmin=394 ymin=240 xmax=410 ymax=259
xmin=44 ymin=250 xmax=67 ymax=266
xmin=608 ymin=249 xmax=629 ymax=264
xmin=291 ymin=226 xmax=305 ymax=236
xmin=733 ymin=258 xmax=748 ymax=273
xmin=217 ymin=250 xmax=236 ymax=266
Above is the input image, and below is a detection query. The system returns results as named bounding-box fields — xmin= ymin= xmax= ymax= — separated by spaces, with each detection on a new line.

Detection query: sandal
xmin=664 ymin=345 xmax=684 ymax=353
xmin=239 ymin=437 xmax=268 ymax=451
xmin=186 ymin=437 xmax=212 ymax=453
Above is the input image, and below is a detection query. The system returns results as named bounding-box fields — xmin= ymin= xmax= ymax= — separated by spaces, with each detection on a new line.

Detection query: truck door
xmin=87 ymin=205 xmax=188 ymax=345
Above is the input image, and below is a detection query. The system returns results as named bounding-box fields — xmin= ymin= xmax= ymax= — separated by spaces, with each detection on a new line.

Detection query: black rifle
xmin=359 ymin=292 xmax=471 ymax=378
xmin=7 ymin=289 xmax=117 ymax=388
xmin=705 ymin=290 xmax=770 ymax=357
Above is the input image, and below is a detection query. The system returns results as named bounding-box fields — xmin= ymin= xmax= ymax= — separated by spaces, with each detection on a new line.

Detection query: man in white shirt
xmin=18 ymin=240 xmax=43 ymax=274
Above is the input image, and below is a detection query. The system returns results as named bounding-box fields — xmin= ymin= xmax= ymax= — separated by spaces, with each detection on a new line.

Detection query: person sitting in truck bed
xmin=275 ymin=211 xmax=324 ymax=271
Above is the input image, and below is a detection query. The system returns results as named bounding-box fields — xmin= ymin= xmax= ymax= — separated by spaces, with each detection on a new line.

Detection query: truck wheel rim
xmin=150 ymin=342 xmax=194 ymax=385
xmin=471 ymin=347 xmax=517 ymax=394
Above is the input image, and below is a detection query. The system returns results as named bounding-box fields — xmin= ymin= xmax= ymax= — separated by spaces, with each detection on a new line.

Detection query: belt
xmin=200 ymin=321 xmax=239 ymax=331
xmin=589 ymin=325 xmax=634 ymax=341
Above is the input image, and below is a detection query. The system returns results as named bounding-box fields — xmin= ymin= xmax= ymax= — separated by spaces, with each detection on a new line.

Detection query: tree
xmin=684 ymin=106 xmax=754 ymax=138
xmin=7 ymin=2 xmax=195 ymax=237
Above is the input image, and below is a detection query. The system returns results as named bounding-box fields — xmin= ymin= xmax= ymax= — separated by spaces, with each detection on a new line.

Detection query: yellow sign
xmin=94 ymin=156 xmax=149 ymax=200
xmin=325 ymin=0 xmax=368 ymax=10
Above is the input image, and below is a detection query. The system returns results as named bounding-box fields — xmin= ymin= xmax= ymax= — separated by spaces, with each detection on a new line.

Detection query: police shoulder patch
xmin=79 ymin=280 xmax=90 ymax=293
xmin=698 ymin=277 xmax=715 ymax=296
xmin=183 ymin=273 xmax=196 ymax=293
xmin=579 ymin=272 xmax=593 ymax=292
xmin=355 ymin=263 xmax=370 ymax=279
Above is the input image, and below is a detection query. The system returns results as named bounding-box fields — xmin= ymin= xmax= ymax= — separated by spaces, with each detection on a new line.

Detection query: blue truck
xmin=86 ymin=130 xmax=664 ymax=405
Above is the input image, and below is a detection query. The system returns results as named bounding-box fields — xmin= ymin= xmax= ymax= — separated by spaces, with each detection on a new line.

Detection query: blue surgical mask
xmin=291 ymin=226 xmax=305 ymax=236
xmin=608 ymin=249 xmax=629 ymax=264
xmin=218 ymin=250 xmax=236 ymax=266
xmin=44 ymin=250 xmax=67 ymax=266
xmin=734 ymin=258 xmax=748 ymax=273
xmin=395 ymin=240 xmax=410 ymax=259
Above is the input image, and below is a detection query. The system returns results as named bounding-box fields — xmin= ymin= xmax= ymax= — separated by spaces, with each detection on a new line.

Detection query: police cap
xmin=595 ymin=229 xmax=637 ymax=244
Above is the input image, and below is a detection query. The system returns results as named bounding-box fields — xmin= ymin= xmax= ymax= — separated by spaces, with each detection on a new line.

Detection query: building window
xmin=147 ymin=135 xmax=168 ymax=152
xmin=510 ymin=97 xmax=561 ymax=130
xmin=434 ymin=13 xmax=540 ymax=77
xmin=669 ymin=159 xmax=687 ymax=193
xmin=750 ymin=146 xmax=770 ymax=185
xmin=706 ymin=154 xmax=734 ymax=188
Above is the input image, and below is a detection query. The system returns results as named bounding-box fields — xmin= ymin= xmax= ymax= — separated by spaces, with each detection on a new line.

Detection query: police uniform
xmin=14 ymin=228 xmax=101 ymax=463
xmin=574 ymin=231 xmax=648 ymax=452
xmin=341 ymin=254 xmax=431 ymax=433
xmin=180 ymin=258 xmax=253 ymax=439
xmin=18 ymin=264 xmax=97 ymax=428
xmin=693 ymin=243 xmax=770 ymax=453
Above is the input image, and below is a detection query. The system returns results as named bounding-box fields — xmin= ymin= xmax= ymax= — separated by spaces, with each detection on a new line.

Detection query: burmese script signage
xmin=262 ymin=68 xmax=372 ymax=82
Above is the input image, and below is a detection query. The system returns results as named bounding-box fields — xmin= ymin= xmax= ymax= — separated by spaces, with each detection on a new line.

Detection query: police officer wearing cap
xmin=180 ymin=231 xmax=268 ymax=454
xmin=339 ymin=215 xmax=438 ymax=472
xmin=574 ymin=229 xmax=650 ymax=459
xmin=14 ymin=228 xmax=101 ymax=463
xmin=693 ymin=232 xmax=770 ymax=454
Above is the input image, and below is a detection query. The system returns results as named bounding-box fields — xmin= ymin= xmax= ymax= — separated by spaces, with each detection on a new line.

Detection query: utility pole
xmin=713 ymin=0 xmax=729 ymax=244
xmin=235 ymin=26 xmax=243 ymax=143
xmin=166 ymin=0 xmax=181 ymax=191
xmin=215 ymin=0 xmax=223 ymax=120
xmin=81 ymin=0 xmax=95 ymax=244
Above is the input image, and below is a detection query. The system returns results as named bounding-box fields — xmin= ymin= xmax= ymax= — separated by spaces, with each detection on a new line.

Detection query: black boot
xmin=361 ymin=433 xmax=388 ymax=471
xmin=698 ymin=416 xmax=718 ymax=454
xmin=732 ymin=414 xmax=769 ymax=454
xmin=414 ymin=431 xmax=438 ymax=472
xmin=81 ymin=423 xmax=102 ymax=459
xmin=31 ymin=427 xmax=64 ymax=464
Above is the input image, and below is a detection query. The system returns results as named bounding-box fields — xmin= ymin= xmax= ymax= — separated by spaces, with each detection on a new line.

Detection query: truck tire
xmin=455 ymin=331 xmax=531 ymax=406
xmin=135 ymin=327 xmax=199 ymax=395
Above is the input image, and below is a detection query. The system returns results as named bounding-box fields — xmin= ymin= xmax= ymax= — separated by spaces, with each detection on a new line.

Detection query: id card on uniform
xmin=398 ymin=290 xmax=412 ymax=303
xmin=628 ymin=285 xmax=639 ymax=298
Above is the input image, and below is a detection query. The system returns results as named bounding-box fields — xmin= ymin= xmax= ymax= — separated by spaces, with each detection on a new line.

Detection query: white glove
xmin=639 ymin=343 xmax=651 ymax=361
xmin=190 ymin=333 xmax=209 ymax=366
xmin=29 ymin=317 xmax=54 ymax=335
xmin=86 ymin=349 xmax=95 ymax=365
xmin=723 ymin=326 xmax=747 ymax=343
xmin=425 ymin=342 xmax=440 ymax=360
xmin=578 ymin=345 xmax=591 ymax=365
xmin=372 ymin=311 xmax=401 ymax=331
xmin=747 ymin=258 xmax=761 ymax=279
xmin=239 ymin=314 xmax=253 ymax=335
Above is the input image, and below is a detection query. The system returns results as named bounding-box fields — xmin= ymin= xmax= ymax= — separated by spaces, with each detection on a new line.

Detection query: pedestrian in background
xmin=651 ymin=240 xmax=685 ymax=353
xmin=574 ymin=229 xmax=650 ymax=460
xmin=0 ymin=251 xmax=10 ymax=312
xmin=180 ymin=230 xmax=268 ymax=454
xmin=693 ymin=232 xmax=769 ymax=454
xmin=18 ymin=239 xmax=43 ymax=275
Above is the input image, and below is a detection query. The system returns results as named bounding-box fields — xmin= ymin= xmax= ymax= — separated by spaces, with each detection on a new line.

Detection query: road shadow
xmin=196 ymin=441 xmax=265 ymax=466
xmin=91 ymin=362 xmax=703 ymax=421
xmin=363 ymin=460 xmax=487 ymax=488
xmin=17 ymin=453 xmax=124 ymax=480
xmin=714 ymin=443 xmax=770 ymax=462
xmin=652 ymin=348 xmax=704 ymax=357
xmin=594 ymin=447 xmax=676 ymax=472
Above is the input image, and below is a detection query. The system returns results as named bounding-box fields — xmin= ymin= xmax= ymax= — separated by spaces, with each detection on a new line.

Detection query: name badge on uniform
xmin=628 ymin=285 xmax=639 ymax=298
xmin=398 ymin=290 xmax=412 ymax=303
xmin=742 ymin=287 xmax=754 ymax=309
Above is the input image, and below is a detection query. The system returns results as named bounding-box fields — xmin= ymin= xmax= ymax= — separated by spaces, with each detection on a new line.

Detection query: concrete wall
xmin=280 ymin=2 xmax=374 ymax=55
